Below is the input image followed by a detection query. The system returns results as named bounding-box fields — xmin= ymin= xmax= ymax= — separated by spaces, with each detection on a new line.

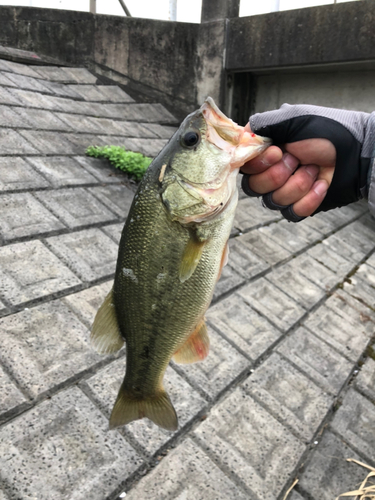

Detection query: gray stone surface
xmin=0 ymin=300 xmax=101 ymax=398
xmin=88 ymin=184 xmax=135 ymax=218
xmin=101 ymin=222 xmax=124 ymax=244
xmin=173 ymin=325 xmax=250 ymax=400
xmin=8 ymin=88 xmax=62 ymax=110
xmin=343 ymin=275 xmax=375 ymax=309
xmin=35 ymin=188 xmax=117 ymax=228
xmin=0 ymin=240 xmax=81 ymax=305
xmin=259 ymin=218 xmax=322 ymax=253
xmin=240 ymin=229 xmax=291 ymax=265
xmin=27 ymin=156 xmax=97 ymax=187
xmin=228 ymin=237 xmax=269 ymax=279
xmin=355 ymin=357 xmax=375 ymax=401
xmin=0 ymin=387 xmax=142 ymax=500
xmin=292 ymin=253 xmax=339 ymax=291
xmin=14 ymin=107 xmax=71 ymax=131
xmin=46 ymin=228 xmax=118 ymax=281
xmin=307 ymin=243 xmax=353 ymax=279
xmin=243 ymin=353 xmax=333 ymax=441
xmin=212 ymin=264 xmax=244 ymax=301
xmin=194 ymin=388 xmax=305 ymax=500
xmin=0 ymin=157 xmax=50 ymax=191
xmin=234 ymin=197 xmax=281 ymax=231
xmin=0 ymin=192 xmax=64 ymax=240
xmin=265 ymin=264 xmax=326 ymax=310
xmin=74 ymin=155 xmax=126 ymax=183
xmin=207 ymin=294 xmax=283 ymax=361
xmin=125 ymin=438 xmax=249 ymax=500
xmin=277 ymin=327 xmax=353 ymax=395
xmin=3 ymin=72 xmax=51 ymax=93
xmin=331 ymin=388 xmax=375 ymax=463
xmin=32 ymin=65 xmax=77 ymax=82
xmin=18 ymin=130 xmax=80 ymax=155
xmin=304 ymin=306 xmax=371 ymax=362
xmin=299 ymin=431 xmax=367 ymax=500
xmin=0 ymin=129 xmax=38 ymax=154
xmin=0 ymin=87 xmax=22 ymax=105
xmin=238 ymin=277 xmax=305 ymax=331
xmin=83 ymin=360 xmax=206 ymax=456
xmin=0 ymin=104 xmax=33 ymax=128
xmin=0 ymin=364 xmax=27 ymax=417
xmin=94 ymin=85 xmax=134 ymax=103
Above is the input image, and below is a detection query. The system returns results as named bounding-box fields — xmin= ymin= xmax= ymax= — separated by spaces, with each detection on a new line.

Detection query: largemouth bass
xmin=91 ymin=97 xmax=270 ymax=431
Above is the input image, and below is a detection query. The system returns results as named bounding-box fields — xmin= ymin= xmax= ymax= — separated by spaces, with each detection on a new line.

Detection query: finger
xmin=285 ymin=139 xmax=336 ymax=170
xmin=241 ymin=146 xmax=283 ymax=175
xmin=272 ymin=165 xmax=319 ymax=206
xmin=247 ymin=152 xmax=299 ymax=194
xmin=292 ymin=180 xmax=329 ymax=217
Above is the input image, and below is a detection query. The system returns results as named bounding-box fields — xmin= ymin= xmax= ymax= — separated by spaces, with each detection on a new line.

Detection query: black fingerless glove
xmin=242 ymin=104 xmax=375 ymax=221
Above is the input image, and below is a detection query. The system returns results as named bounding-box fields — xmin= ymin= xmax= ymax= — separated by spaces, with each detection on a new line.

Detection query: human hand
xmin=240 ymin=104 xmax=372 ymax=222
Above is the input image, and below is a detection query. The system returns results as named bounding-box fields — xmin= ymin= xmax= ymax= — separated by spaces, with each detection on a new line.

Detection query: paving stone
xmin=0 ymin=59 xmax=41 ymax=78
xmin=0 ymin=240 xmax=81 ymax=305
xmin=0 ymin=300 xmax=101 ymax=398
xmin=146 ymin=123 xmax=177 ymax=139
xmin=0 ymin=157 xmax=49 ymax=191
xmin=32 ymin=65 xmax=77 ymax=82
xmin=233 ymin=197 xmax=281 ymax=231
xmin=212 ymin=264 xmax=244 ymax=301
xmin=355 ymin=262 xmax=375 ymax=288
xmin=67 ymin=84 xmax=116 ymax=102
xmin=288 ymin=491 xmax=306 ymax=500
xmin=125 ymin=438 xmax=248 ymax=500
xmin=292 ymin=253 xmax=339 ymax=291
xmin=62 ymin=280 xmax=113 ymax=328
xmin=0 ymin=386 xmax=142 ymax=500
xmin=365 ymin=248 xmax=375 ymax=269
xmin=0 ymin=364 xmax=27 ymax=417
xmin=240 ymin=229 xmax=291 ymax=266
xmin=304 ymin=306 xmax=370 ymax=362
xmin=103 ymin=103 xmax=177 ymax=124
xmin=325 ymin=289 xmax=375 ymax=336
xmin=343 ymin=275 xmax=375 ymax=310
xmin=88 ymin=184 xmax=135 ymax=218
xmin=18 ymin=130 xmax=80 ymax=155
xmin=13 ymin=107 xmax=72 ymax=131
xmin=3 ymin=72 xmax=51 ymax=93
xmin=0 ymin=129 xmax=39 ymax=154
xmin=355 ymin=357 xmax=375 ymax=401
xmin=298 ymin=431 xmax=367 ymax=500
xmin=8 ymin=88 xmax=63 ymax=110
xmin=83 ymin=360 xmax=206 ymax=456
xmin=60 ymin=132 xmax=107 ymax=153
xmin=228 ymin=237 xmax=269 ymax=279
xmin=0 ymin=192 xmax=65 ymax=240
xmin=95 ymin=85 xmax=134 ymax=103
xmin=259 ymin=218 xmax=322 ymax=253
xmin=207 ymin=294 xmax=283 ymax=361
xmin=173 ymin=325 xmax=249 ymax=400
xmin=35 ymin=188 xmax=117 ymax=229
xmin=243 ymin=353 xmax=333 ymax=441
xmin=331 ymin=388 xmax=375 ymax=463
xmin=194 ymin=388 xmax=305 ymax=500
xmin=0 ymin=104 xmax=34 ymax=128
xmin=103 ymin=136 xmax=167 ymax=157
xmin=27 ymin=156 xmax=97 ymax=187
xmin=40 ymin=80 xmax=82 ymax=99
xmin=336 ymin=216 xmax=375 ymax=255
xmin=277 ymin=327 xmax=354 ymax=395
xmin=75 ymin=155 xmax=126 ymax=183
xmin=265 ymin=264 xmax=326 ymax=310
xmin=322 ymin=233 xmax=366 ymax=263
xmin=300 ymin=208 xmax=348 ymax=235
xmin=238 ymin=277 xmax=305 ymax=331
xmin=307 ymin=243 xmax=353 ymax=279
xmin=0 ymin=71 xmax=18 ymax=87
xmin=101 ymin=223 xmax=124 ymax=244
xmin=55 ymin=112 xmax=107 ymax=134
xmin=0 ymin=87 xmax=22 ymax=105
xmin=50 ymin=96 xmax=93 ymax=115
xmin=61 ymin=67 xmax=98 ymax=83
xmin=46 ymin=228 xmax=118 ymax=281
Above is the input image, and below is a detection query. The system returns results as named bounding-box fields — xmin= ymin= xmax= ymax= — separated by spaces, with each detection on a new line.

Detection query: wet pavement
xmin=0 ymin=48 xmax=374 ymax=500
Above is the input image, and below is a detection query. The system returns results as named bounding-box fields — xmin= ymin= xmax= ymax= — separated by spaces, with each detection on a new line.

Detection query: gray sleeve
xmin=364 ymin=112 xmax=375 ymax=216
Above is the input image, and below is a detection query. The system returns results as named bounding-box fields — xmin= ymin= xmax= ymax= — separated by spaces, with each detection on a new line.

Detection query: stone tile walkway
xmin=0 ymin=50 xmax=375 ymax=500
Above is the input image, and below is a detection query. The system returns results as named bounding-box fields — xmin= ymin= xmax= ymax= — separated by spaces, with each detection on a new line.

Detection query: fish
xmin=91 ymin=97 xmax=270 ymax=431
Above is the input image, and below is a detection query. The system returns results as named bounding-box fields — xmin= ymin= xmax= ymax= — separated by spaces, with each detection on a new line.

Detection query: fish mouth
xmin=200 ymin=97 xmax=271 ymax=169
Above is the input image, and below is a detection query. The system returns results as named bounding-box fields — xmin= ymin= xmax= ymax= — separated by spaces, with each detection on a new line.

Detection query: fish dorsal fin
xmin=109 ymin=384 xmax=178 ymax=431
xmin=179 ymin=235 xmax=207 ymax=283
xmin=173 ymin=320 xmax=210 ymax=364
xmin=91 ymin=289 xmax=124 ymax=354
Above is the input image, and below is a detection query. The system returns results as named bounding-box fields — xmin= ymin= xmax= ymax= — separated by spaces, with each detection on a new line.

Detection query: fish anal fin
xmin=179 ymin=236 xmax=207 ymax=283
xmin=173 ymin=320 xmax=210 ymax=364
xmin=109 ymin=384 xmax=178 ymax=431
xmin=91 ymin=289 xmax=124 ymax=355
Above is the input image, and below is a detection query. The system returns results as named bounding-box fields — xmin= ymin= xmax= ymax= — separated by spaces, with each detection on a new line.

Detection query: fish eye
xmin=181 ymin=131 xmax=200 ymax=148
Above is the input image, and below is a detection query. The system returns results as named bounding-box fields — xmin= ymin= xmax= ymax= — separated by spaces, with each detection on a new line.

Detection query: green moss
xmin=365 ymin=345 xmax=375 ymax=361
xmin=86 ymin=145 xmax=152 ymax=181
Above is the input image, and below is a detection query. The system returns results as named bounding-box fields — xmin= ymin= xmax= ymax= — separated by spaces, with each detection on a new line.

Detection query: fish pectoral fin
xmin=173 ymin=320 xmax=210 ymax=364
xmin=90 ymin=288 xmax=124 ymax=355
xmin=179 ymin=236 xmax=207 ymax=283
xmin=109 ymin=384 xmax=178 ymax=431
xmin=217 ymin=241 xmax=229 ymax=281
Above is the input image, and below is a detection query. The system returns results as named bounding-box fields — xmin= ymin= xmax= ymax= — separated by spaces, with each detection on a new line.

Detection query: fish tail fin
xmin=109 ymin=384 xmax=178 ymax=431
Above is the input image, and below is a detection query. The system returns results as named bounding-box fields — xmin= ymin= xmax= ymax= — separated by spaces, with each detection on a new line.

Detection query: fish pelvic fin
xmin=91 ymin=289 xmax=124 ymax=355
xmin=179 ymin=236 xmax=207 ymax=283
xmin=109 ymin=384 xmax=178 ymax=431
xmin=173 ymin=319 xmax=210 ymax=364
